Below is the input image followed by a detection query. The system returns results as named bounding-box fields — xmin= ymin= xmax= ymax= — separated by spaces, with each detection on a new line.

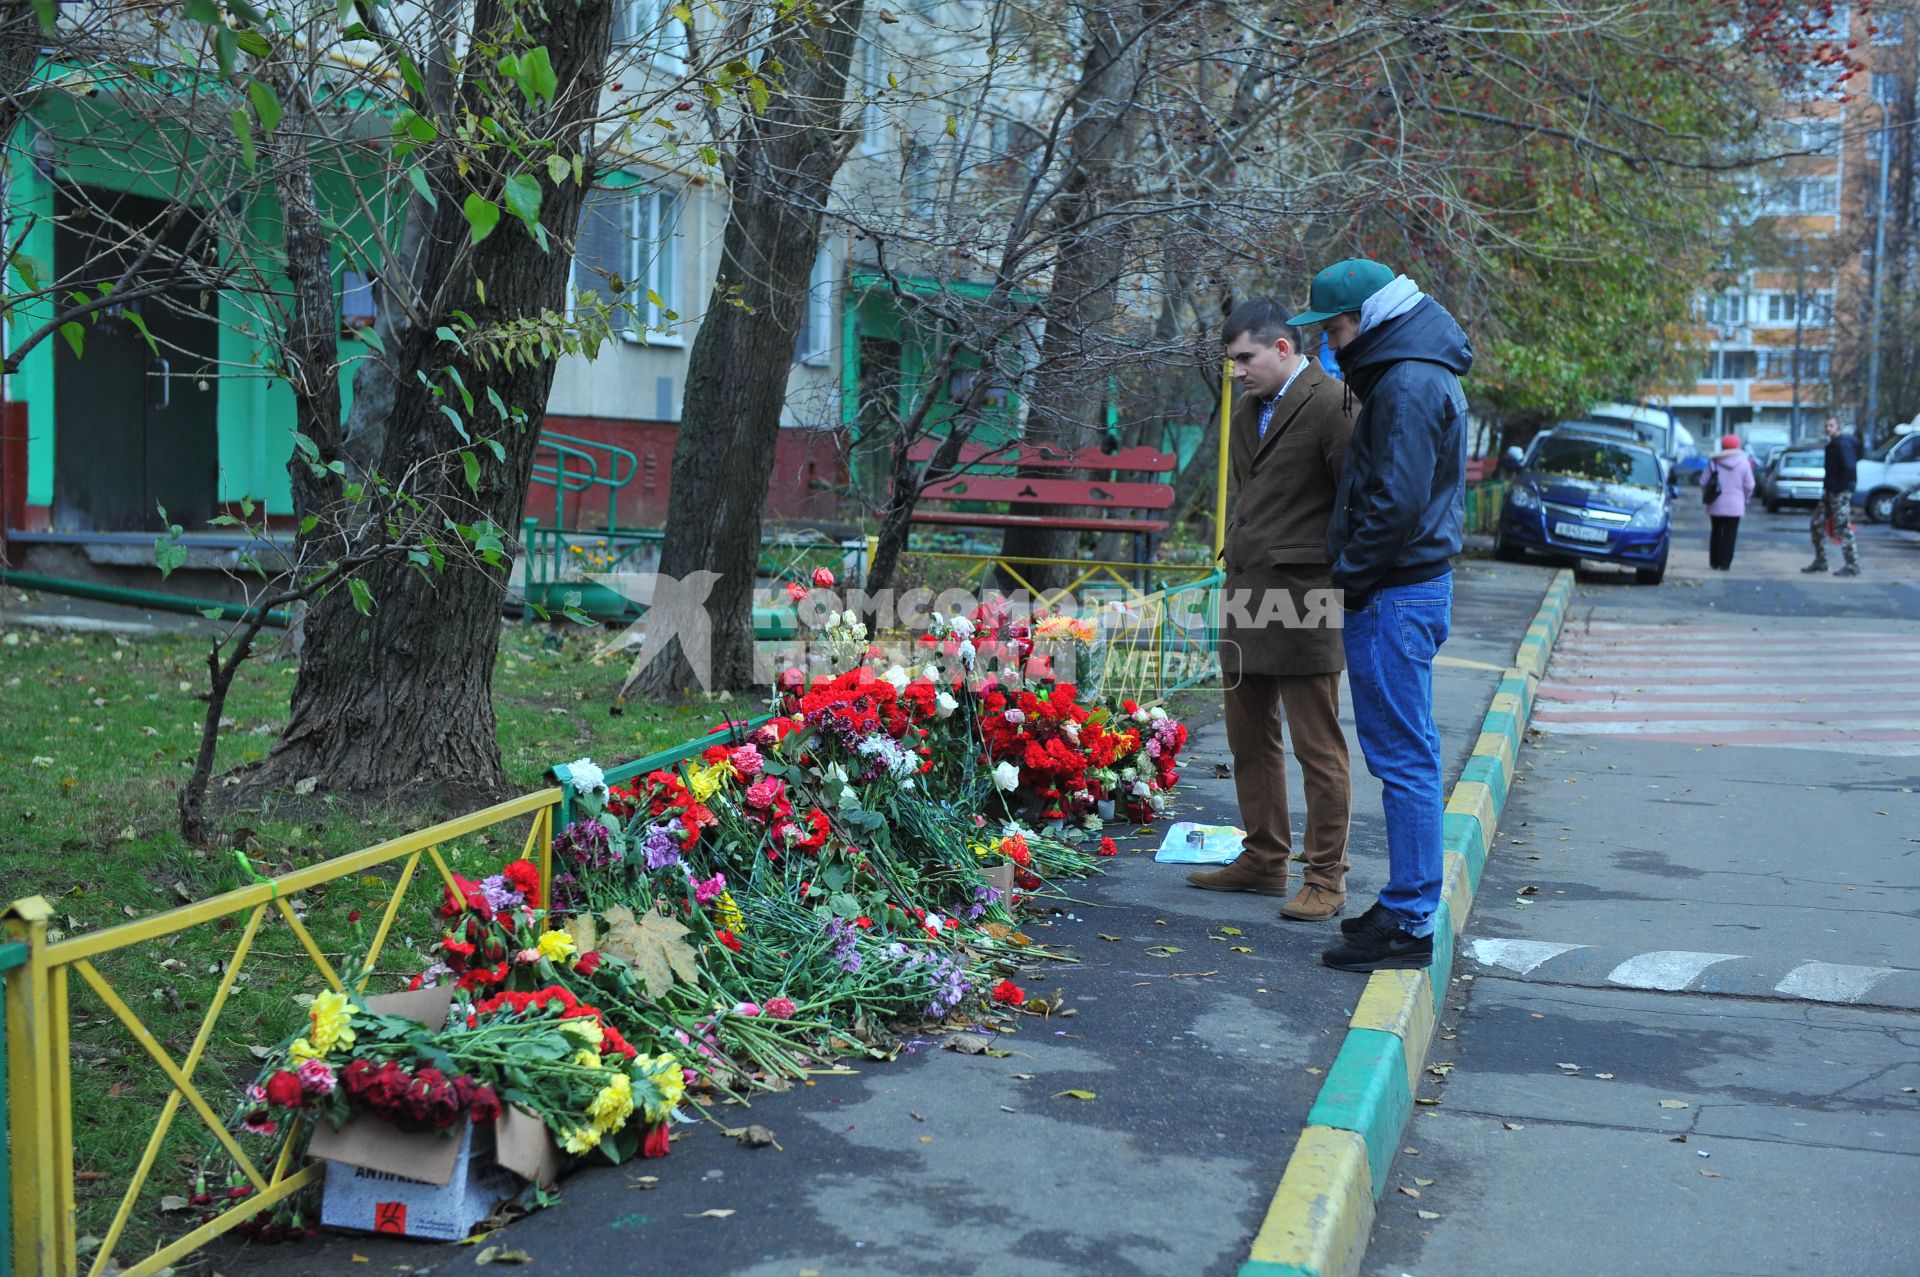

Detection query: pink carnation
xmin=693 ymin=873 xmax=727 ymax=905
xmin=733 ymin=1001 xmax=763 ymax=1017
xmin=729 ymin=745 xmax=764 ymax=778
xmin=297 ymin=1058 xmax=337 ymax=1097
xmin=745 ymin=776 xmax=784 ymax=810
xmin=784 ymin=581 xmax=808 ymax=603
xmin=764 ymin=996 xmax=797 ymax=1020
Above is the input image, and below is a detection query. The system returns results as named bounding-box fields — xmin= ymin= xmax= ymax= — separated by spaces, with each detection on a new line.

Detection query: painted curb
xmin=1237 ymin=569 xmax=1574 ymax=1277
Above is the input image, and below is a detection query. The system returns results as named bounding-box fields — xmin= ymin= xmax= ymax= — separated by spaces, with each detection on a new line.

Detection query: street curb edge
xmin=1236 ymin=568 xmax=1574 ymax=1277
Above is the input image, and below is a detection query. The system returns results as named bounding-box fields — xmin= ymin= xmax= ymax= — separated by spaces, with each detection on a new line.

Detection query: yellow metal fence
xmin=3 ymin=791 xmax=560 ymax=1277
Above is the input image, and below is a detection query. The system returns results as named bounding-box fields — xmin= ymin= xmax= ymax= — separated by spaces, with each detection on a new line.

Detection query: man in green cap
xmin=1287 ymin=258 xmax=1474 ymax=973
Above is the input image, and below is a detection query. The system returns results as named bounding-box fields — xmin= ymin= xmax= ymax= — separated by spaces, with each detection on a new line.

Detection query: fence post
xmin=4 ymin=895 xmax=71 ymax=1277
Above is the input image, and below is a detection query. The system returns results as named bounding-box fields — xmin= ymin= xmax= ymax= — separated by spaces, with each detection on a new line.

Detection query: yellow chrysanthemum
xmin=557 ymin=1016 xmax=605 ymax=1050
xmin=536 ymin=929 xmax=578 ymax=964
xmin=308 ymin=990 xmax=359 ymax=1055
xmin=686 ymin=761 xmax=733 ymax=803
xmin=634 ymin=1053 xmax=686 ymax=1124
xmin=572 ymin=1049 xmax=603 ymax=1069
xmin=288 ymin=1037 xmax=322 ymax=1063
xmin=712 ymin=891 xmax=746 ymax=935
xmin=560 ymin=1125 xmax=602 ymax=1155
xmin=587 ymin=1072 xmax=635 ymax=1134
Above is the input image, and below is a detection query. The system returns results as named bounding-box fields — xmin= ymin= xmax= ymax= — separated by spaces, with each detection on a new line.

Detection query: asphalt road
xmin=1367 ymin=500 xmax=1920 ymax=1277
xmin=217 ymin=560 xmax=1552 ymax=1277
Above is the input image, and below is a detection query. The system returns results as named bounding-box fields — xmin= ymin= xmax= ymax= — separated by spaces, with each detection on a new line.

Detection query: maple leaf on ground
xmin=599 ymin=904 xmax=700 ymax=999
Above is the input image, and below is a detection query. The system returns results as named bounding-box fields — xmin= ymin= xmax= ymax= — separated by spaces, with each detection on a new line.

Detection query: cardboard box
xmin=309 ymin=987 xmax=564 ymax=1239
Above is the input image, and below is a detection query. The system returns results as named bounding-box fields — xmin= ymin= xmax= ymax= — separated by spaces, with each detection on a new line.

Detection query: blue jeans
xmin=1342 ymin=573 xmax=1451 ymax=936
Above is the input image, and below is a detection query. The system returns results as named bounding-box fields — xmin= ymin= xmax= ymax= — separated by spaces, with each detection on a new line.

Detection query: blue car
xmin=1494 ymin=429 xmax=1672 ymax=584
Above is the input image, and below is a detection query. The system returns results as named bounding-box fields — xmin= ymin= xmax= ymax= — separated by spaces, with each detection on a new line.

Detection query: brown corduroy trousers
xmin=1222 ymin=670 xmax=1352 ymax=889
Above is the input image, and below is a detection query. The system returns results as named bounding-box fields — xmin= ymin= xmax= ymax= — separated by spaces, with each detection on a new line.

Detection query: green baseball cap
xmin=1287 ymin=258 xmax=1396 ymax=325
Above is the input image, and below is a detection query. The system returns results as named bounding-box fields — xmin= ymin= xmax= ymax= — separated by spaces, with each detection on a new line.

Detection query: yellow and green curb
xmin=1240 ymin=569 xmax=1574 ymax=1277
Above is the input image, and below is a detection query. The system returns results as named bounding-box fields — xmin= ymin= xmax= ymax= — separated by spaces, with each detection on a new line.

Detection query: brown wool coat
xmin=1218 ymin=361 xmax=1357 ymax=677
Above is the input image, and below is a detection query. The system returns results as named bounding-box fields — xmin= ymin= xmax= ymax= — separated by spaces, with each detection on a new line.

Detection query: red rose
xmin=466 ymin=1084 xmax=502 ymax=1125
xmin=423 ymin=1081 xmax=462 ymax=1130
xmin=574 ymin=951 xmax=603 ymax=977
xmin=340 ymin=1058 xmax=376 ymax=1097
xmin=263 ymin=1071 xmax=304 ymax=1109
xmin=365 ymin=1062 xmax=411 ymax=1113
xmin=811 ymin=567 xmax=835 ymax=589
xmin=642 ymin=1122 xmax=672 ymax=1158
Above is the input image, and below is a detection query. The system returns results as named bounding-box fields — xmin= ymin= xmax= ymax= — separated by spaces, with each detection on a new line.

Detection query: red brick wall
xmin=1 ymin=400 xmax=28 ymax=551
xmin=530 ymin=417 xmax=848 ymax=530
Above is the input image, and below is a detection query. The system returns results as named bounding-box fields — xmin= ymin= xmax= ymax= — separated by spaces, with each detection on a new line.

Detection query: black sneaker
xmin=1339 ymin=900 xmax=1391 ymax=936
xmin=1801 ymin=562 xmax=1829 ymax=574
xmin=1321 ymin=913 xmax=1433 ymax=972
xmin=1836 ymin=564 xmax=1860 ymax=577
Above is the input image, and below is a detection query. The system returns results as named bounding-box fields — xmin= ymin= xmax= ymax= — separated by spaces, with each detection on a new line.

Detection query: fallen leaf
xmin=1009 ymin=1073 xmax=1035 ymax=1081
xmin=1229 ymin=946 xmax=1254 ymax=953
xmin=1518 ymin=885 xmax=1539 ymax=895
xmin=723 ymin=1124 xmax=778 ymax=1149
xmin=1219 ymin=926 xmax=1243 ymax=936
xmin=158 ymin=1195 xmax=189 ymax=1213
xmin=908 ymin=1109 xmax=924 ymax=1122
xmin=599 ymin=904 xmax=700 ymax=999
xmin=1415 ymin=1097 xmax=1442 ymax=1107
xmin=1502 ymin=1122 xmax=1526 ymax=1131
xmin=1397 ymin=1186 xmax=1422 ymax=1199
xmin=943 ymin=1032 xmax=995 ymax=1055
xmin=1051 ymin=1089 xmax=1096 ymax=1100
xmin=1658 ymin=1099 xmax=1689 ymax=1110
xmin=1700 ymin=1169 xmax=1722 ymax=1178
xmin=474 ymin=1246 xmax=533 ymax=1264
xmin=1427 ymin=1064 xmax=1454 ymax=1078
xmin=1417 ymin=1210 xmax=1442 ymax=1221
xmin=685 ymin=1209 xmax=736 ymax=1220
xmin=629 ymin=1176 xmax=660 ymax=1190
xmin=351 ymin=1256 xmax=369 ymax=1264
xmin=1144 ymin=945 xmax=1182 ymax=956
xmin=918 ymin=1135 xmax=934 ymax=1144
xmin=1304 ymin=1066 xmax=1323 ymax=1076
xmin=1098 ymin=933 xmax=1122 ymax=942
xmin=1414 ymin=1177 xmax=1436 ymax=1187
xmin=75 ymin=1170 xmax=106 ymax=1182
xmin=1596 ymin=1073 xmax=1616 ymax=1080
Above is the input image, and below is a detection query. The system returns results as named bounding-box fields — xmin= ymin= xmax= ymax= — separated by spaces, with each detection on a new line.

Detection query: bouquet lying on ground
xmin=215 ymin=591 xmax=1188 ymax=1233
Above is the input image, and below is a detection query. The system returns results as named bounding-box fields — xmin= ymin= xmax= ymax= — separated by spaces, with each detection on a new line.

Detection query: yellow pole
xmin=1213 ymin=358 xmax=1233 ymax=558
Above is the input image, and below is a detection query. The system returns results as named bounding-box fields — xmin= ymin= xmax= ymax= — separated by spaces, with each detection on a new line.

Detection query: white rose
xmin=1148 ymin=706 xmax=1167 ymax=722
xmin=1005 ymin=708 xmax=1026 ymax=725
xmin=951 ymin=616 xmax=975 ymax=639
xmin=1061 ymin=721 xmax=1080 ymax=742
xmin=1150 ymin=793 xmax=1166 ymax=813
xmin=882 ymin=665 xmax=909 ymax=691
xmin=958 ymin=639 xmax=977 ymax=667
xmin=931 ymin=611 xmax=946 ymax=629
xmin=993 ymin=760 xmax=1021 ymax=791
xmin=1131 ymin=780 xmax=1151 ymax=797
xmin=935 ymin=691 xmax=959 ymax=719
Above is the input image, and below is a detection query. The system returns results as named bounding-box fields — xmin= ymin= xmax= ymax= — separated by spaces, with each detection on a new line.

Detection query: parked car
xmin=1758 ymin=447 xmax=1827 ymax=512
xmin=1495 ymin=429 xmax=1672 ymax=584
xmin=1891 ymin=482 xmax=1920 ymax=532
xmin=1853 ymin=432 xmax=1920 ymax=522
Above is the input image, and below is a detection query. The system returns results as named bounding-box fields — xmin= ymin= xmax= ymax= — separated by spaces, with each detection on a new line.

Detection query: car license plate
xmin=1553 ymin=521 xmax=1610 ymax=544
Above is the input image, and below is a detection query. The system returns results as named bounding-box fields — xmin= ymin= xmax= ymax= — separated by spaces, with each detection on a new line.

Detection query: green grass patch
xmin=0 ymin=616 xmax=721 ymax=1258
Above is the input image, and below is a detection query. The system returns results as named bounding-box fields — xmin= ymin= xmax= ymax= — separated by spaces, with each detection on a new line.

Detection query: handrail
xmin=528 ymin=432 xmax=642 ymax=531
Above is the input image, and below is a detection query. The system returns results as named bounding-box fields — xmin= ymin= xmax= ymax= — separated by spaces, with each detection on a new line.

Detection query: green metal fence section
xmin=1466 ymin=480 xmax=1510 ymax=536
xmin=529 ymin=431 xmax=640 ymax=531
xmin=1 ymin=937 xmax=31 ymax=1277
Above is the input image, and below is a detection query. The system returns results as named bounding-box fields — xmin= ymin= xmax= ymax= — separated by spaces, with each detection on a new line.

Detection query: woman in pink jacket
xmin=1701 ymin=433 xmax=1756 ymax=570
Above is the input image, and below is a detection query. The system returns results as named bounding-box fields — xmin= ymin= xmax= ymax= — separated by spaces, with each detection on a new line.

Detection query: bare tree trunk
xmin=996 ymin=4 xmax=1142 ymax=592
xmin=631 ymin=0 xmax=866 ymax=697
xmin=242 ymin=0 xmax=615 ymax=800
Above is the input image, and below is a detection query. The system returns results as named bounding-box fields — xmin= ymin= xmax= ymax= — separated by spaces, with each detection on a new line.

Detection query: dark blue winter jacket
xmin=1325 ymin=297 xmax=1474 ymax=609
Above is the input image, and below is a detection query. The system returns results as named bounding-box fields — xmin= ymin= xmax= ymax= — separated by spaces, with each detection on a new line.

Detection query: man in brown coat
xmin=1189 ymin=298 xmax=1355 ymax=921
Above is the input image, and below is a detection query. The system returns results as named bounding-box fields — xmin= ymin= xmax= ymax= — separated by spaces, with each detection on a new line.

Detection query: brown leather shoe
xmin=1278 ymin=882 xmax=1347 ymax=921
xmin=1186 ymin=862 xmax=1289 ymax=896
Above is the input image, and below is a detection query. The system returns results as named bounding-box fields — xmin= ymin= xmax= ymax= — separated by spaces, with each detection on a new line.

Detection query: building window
xmin=1704 ymin=290 xmax=1747 ymax=328
xmin=339 ymin=268 xmax=378 ymax=332
xmin=1871 ymin=70 xmax=1906 ymax=106
xmin=1704 ymin=350 xmax=1757 ymax=380
xmin=615 ymin=0 xmax=690 ymax=73
xmin=858 ymin=34 xmax=888 ymax=155
xmin=1775 ymin=118 xmax=1842 ymax=157
xmin=795 ymin=244 xmax=834 ymax=367
xmin=904 ymin=137 xmax=938 ymax=218
xmin=1875 ymin=12 xmax=1906 ymax=45
xmin=572 ymin=184 xmax=682 ymax=341
xmin=1760 ymin=176 xmax=1839 ymax=214
xmin=1756 ymin=290 xmax=1834 ymax=326
xmin=1757 ymin=348 xmax=1832 ymax=380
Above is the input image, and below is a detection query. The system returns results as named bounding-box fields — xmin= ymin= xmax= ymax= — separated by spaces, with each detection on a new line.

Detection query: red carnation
xmin=502 ymin=859 xmax=542 ymax=907
xmin=1098 ymin=837 xmax=1118 ymax=857
xmin=991 ymin=979 xmax=1025 ymax=1006
xmin=263 ymin=1071 xmax=304 ymax=1109
xmin=574 ymin=951 xmax=603 ymax=977
xmin=466 ymin=1084 xmax=502 ymax=1125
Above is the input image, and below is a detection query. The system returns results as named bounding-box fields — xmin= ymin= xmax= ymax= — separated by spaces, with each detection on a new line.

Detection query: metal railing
xmin=3 ymin=792 xmax=561 ymax=1277
xmin=528 ymin=431 xmax=641 ymax=531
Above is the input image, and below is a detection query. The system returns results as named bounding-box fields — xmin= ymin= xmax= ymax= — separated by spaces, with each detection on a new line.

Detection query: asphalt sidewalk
xmin=221 ymin=558 xmax=1555 ymax=1277
xmin=1366 ymin=502 xmax=1920 ymax=1277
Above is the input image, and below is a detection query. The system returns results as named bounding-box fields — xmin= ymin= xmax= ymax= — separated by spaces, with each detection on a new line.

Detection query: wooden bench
xmin=903 ymin=441 xmax=1177 ymax=554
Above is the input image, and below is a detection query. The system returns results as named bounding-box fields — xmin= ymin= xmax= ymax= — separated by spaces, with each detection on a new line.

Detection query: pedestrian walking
xmin=1288 ymin=259 xmax=1472 ymax=972
xmin=1199 ymin=298 xmax=1357 ymax=923
xmin=1702 ymin=433 xmax=1755 ymax=570
xmin=1804 ymin=416 xmax=1862 ymax=577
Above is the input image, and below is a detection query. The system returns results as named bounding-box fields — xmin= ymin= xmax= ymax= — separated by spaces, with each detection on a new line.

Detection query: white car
xmin=1854 ymin=433 xmax=1920 ymax=522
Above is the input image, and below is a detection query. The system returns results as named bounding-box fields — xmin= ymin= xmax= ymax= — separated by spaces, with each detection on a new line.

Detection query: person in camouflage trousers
xmin=1805 ymin=416 xmax=1861 ymax=577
